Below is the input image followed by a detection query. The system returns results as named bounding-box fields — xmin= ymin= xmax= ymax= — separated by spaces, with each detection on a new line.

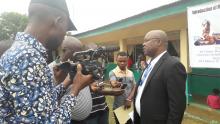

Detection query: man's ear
xmin=57 ymin=17 xmax=63 ymax=23
xmin=53 ymin=16 xmax=62 ymax=27
xmin=54 ymin=16 xmax=64 ymax=26
xmin=156 ymin=39 xmax=163 ymax=46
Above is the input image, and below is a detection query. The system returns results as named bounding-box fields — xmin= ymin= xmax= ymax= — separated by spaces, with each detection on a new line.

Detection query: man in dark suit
xmin=133 ymin=30 xmax=187 ymax=124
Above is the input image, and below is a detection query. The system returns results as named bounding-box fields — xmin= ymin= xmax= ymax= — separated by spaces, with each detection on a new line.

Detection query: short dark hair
xmin=212 ymin=88 xmax=220 ymax=95
xmin=117 ymin=52 xmax=127 ymax=57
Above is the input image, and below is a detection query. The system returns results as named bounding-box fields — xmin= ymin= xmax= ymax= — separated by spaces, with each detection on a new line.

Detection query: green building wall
xmin=188 ymin=68 xmax=220 ymax=97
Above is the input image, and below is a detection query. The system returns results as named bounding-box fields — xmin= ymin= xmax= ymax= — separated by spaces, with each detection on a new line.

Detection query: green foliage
xmin=0 ymin=12 xmax=28 ymax=40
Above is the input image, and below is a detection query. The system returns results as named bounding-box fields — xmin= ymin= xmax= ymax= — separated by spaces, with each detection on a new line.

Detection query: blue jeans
xmin=86 ymin=109 xmax=109 ymax=124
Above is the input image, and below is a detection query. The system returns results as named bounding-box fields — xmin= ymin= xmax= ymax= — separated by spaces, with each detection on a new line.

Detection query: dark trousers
xmin=70 ymin=119 xmax=86 ymax=124
xmin=145 ymin=119 xmax=166 ymax=124
xmin=86 ymin=108 xmax=109 ymax=124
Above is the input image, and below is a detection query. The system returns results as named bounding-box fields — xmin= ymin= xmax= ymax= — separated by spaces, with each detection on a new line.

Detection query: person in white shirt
xmin=133 ymin=30 xmax=187 ymax=124
xmin=50 ymin=36 xmax=92 ymax=124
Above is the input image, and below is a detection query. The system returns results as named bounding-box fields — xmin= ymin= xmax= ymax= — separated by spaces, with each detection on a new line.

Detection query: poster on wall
xmin=187 ymin=1 xmax=220 ymax=68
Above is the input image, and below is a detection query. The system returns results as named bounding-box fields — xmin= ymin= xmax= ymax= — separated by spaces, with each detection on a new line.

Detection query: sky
xmin=0 ymin=0 xmax=179 ymax=34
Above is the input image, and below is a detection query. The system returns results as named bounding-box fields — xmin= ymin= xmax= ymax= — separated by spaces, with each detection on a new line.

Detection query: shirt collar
xmin=149 ymin=51 xmax=167 ymax=67
xmin=15 ymin=32 xmax=48 ymax=59
xmin=115 ymin=66 xmax=129 ymax=74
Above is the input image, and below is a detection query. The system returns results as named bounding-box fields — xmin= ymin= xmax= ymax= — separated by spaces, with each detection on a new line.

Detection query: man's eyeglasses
xmin=144 ymin=38 xmax=160 ymax=43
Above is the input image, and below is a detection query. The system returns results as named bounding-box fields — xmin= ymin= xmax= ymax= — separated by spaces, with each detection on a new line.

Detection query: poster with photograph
xmin=187 ymin=1 xmax=220 ymax=68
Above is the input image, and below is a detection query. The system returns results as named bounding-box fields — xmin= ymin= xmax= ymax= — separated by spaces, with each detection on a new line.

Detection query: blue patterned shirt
xmin=0 ymin=32 xmax=77 ymax=124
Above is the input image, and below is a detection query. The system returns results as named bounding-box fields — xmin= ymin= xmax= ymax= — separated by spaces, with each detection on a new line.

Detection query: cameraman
xmin=50 ymin=36 xmax=93 ymax=124
xmin=50 ymin=36 xmax=83 ymax=84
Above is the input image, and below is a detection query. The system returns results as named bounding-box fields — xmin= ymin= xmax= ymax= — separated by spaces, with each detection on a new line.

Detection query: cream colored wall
xmin=180 ymin=29 xmax=191 ymax=73
xmin=119 ymin=39 xmax=127 ymax=52
xmin=80 ymin=13 xmax=189 ymax=70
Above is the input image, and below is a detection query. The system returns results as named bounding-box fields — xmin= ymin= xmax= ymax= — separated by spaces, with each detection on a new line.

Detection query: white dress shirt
xmin=135 ymin=51 xmax=167 ymax=116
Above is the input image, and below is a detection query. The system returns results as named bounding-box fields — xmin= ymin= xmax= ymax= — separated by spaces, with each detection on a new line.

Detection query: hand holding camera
xmin=67 ymin=64 xmax=93 ymax=96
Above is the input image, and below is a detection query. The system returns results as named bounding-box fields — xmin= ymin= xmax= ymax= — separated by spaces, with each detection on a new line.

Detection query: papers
xmin=129 ymin=111 xmax=134 ymax=122
xmin=113 ymin=104 xmax=133 ymax=124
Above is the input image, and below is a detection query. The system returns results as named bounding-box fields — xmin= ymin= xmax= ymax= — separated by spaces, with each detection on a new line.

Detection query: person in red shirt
xmin=207 ymin=88 xmax=220 ymax=109
xmin=127 ymin=55 xmax=133 ymax=69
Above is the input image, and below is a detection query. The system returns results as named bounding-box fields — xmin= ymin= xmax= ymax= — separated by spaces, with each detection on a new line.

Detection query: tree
xmin=0 ymin=12 xmax=28 ymax=41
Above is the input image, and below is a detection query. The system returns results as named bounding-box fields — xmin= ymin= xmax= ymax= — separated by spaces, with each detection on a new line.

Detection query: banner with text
xmin=187 ymin=1 xmax=220 ymax=68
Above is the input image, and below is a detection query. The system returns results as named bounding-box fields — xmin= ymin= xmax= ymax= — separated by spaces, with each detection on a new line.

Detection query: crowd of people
xmin=2 ymin=0 xmax=213 ymax=124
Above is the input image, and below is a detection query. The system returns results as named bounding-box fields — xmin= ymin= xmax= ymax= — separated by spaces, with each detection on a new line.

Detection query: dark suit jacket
xmin=133 ymin=52 xmax=187 ymax=124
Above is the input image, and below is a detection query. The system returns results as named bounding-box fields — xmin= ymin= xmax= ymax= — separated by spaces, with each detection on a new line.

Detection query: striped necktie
xmin=139 ymin=63 xmax=152 ymax=86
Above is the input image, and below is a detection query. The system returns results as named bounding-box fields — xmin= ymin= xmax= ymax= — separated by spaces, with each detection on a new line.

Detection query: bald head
xmin=143 ymin=30 xmax=168 ymax=58
xmin=145 ymin=30 xmax=168 ymax=43
xmin=62 ymin=36 xmax=82 ymax=50
xmin=60 ymin=36 xmax=83 ymax=61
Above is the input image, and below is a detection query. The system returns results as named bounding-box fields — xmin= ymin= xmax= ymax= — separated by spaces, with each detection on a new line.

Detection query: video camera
xmin=57 ymin=46 xmax=119 ymax=80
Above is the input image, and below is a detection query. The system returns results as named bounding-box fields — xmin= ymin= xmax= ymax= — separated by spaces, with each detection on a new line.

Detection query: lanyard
xmin=139 ymin=63 xmax=152 ymax=86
